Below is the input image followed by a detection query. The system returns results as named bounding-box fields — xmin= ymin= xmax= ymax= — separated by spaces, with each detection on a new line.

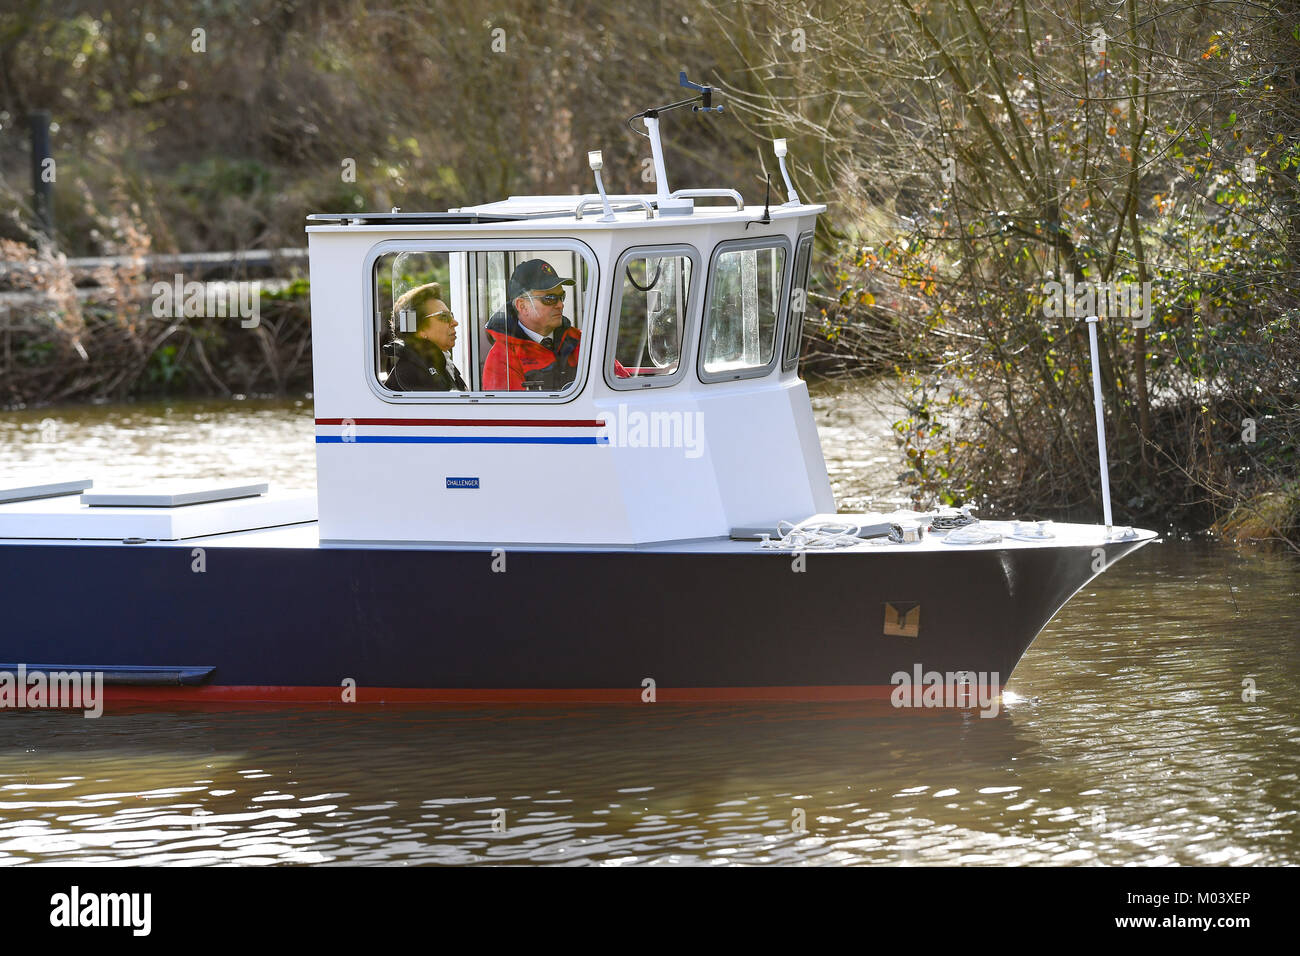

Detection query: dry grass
xmin=1214 ymin=483 xmax=1300 ymax=554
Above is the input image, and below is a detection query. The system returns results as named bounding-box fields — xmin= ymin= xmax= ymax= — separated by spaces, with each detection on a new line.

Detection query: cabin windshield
xmin=700 ymin=238 xmax=789 ymax=381
xmin=372 ymin=244 xmax=592 ymax=398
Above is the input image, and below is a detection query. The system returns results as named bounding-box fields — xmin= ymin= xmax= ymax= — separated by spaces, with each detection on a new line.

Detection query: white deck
xmin=0 ymin=512 xmax=1156 ymax=554
xmin=0 ymin=489 xmax=317 ymax=541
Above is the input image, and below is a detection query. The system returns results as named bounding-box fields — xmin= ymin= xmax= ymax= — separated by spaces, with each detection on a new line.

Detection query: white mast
xmin=1085 ymin=315 xmax=1113 ymax=532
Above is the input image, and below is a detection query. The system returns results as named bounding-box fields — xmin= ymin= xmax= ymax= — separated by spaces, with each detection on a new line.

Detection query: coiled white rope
xmin=1008 ymin=520 xmax=1055 ymax=541
xmin=759 ymin=520 xmax=863 ymax=550
xmin=941 ymin=523 xmax=1004 ymax=545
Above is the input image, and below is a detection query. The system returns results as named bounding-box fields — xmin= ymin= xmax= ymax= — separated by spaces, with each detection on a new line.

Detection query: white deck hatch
xmin=0 ymin=478 xmax=93 ymax=504
xmin=82 ymin=481 xmax=270 ymax=508
xmin=0 ymin=480 xmax=316 ymax=541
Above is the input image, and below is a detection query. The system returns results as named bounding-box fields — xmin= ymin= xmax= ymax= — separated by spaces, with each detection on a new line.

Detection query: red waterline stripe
xmin=315 ymin=418 xmax=605 ymax=428
xmin=72 ymin=684 xmax=1003 ymax=706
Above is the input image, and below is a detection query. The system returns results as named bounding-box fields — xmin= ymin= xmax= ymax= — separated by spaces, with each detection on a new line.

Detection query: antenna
xmin=627 ymin=72 xmax=725 ymax=217
xmin=678 ymin=71 xmax=723 ymax=114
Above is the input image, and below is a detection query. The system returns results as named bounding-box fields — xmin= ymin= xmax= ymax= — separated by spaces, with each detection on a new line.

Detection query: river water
xmin=0 ymin=383 xmax=1296 ymax=865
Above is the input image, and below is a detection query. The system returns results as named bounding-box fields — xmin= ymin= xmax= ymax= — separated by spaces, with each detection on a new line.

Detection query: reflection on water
xmin=0 ymin=391 xmax=1296 ymax=865
xmin=0 ymin=398 xmax=317 ymax=493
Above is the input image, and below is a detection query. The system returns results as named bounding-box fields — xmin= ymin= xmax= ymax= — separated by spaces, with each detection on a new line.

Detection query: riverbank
xmin=1 ymin=240 xmax=311 ymax=406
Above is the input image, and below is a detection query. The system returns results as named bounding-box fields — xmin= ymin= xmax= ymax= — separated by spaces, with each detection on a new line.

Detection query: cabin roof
xmin=305 ymin=195 xmax=825 ymax=233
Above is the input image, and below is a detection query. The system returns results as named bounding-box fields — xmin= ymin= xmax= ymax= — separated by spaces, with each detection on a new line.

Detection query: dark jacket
xmin=382 ymin=338 xmax=468 ymax=392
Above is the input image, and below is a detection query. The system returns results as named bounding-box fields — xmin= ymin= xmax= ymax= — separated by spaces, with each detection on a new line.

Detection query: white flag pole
xmin=1085 ymin=315 xmax=1113 ymax=532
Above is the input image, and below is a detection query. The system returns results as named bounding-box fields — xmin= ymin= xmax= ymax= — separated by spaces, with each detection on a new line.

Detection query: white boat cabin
xmin=308 ymin=183 xmax=834 ymax=546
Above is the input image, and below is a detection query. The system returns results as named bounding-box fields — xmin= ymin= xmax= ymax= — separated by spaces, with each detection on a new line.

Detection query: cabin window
xmin=781 ymin=232 xmax=815 ymax=373
xmin=606 ymin=245 xmax=697 ymax=389
xmin=698 ymin=237 xmax=789 ymax=382
xmin=368 ymin=242 xmax=594 ymax=400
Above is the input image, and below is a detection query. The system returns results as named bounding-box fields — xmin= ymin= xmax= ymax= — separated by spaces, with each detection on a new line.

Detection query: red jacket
xmin=482 ymin=309 xmax=627 ymax=390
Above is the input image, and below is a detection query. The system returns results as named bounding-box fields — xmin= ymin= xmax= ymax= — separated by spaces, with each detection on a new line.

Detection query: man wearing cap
xmin=482 ymin=259 xmax=629 ymax=391
xmin=482 ymin=259 xmax=581 ymax=391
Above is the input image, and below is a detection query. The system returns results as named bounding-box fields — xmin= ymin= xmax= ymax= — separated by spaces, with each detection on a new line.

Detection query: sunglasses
xmin=528 ymin=291 xmax=566 ymax=306
xmin=423 ymin=310 xmax=456 ymax=324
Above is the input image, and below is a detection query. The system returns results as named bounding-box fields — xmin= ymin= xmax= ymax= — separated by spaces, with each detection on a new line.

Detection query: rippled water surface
xmin=1 ymin=385 xmax=1296 ymax=865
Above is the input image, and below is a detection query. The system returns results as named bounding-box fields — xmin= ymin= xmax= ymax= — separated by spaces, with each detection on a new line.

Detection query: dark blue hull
xmin=0 ymin=537 xmax=1149 ymax=702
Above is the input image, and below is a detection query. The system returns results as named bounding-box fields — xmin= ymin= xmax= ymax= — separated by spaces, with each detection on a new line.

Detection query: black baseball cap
xmin=508 ymin=259 xmax=576 ymax=300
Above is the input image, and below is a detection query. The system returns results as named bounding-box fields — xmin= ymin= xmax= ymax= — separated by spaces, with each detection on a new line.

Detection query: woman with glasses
xmin=384 ymin=282 xmax=468 ymax=391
